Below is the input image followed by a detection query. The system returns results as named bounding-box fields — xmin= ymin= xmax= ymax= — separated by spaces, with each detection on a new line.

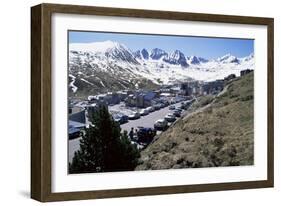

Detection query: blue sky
xmin=69 ymin=31 xmax=254 ymax=59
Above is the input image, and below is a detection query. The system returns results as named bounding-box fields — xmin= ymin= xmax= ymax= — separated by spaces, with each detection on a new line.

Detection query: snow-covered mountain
xmin=217 ymin=53 xmax=240 ymax=64
xmin=70 ymin=41 xmax=139 ymax=64
xmin=150 ymin=48 xmax=168 ymax=60
xmin=134 ymin=49 xmax=149 ymax=60
xmin=163 ymin=50 xmax=188 ymax=67
xmin=188 ymin=56 xmax=208 ymax=64
xmin=69 ymin=40 xmax=254 ymax=97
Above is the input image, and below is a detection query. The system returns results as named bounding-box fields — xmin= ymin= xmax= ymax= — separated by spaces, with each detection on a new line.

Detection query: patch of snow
xmin=99 ymin=80 xmax=106 ymax=87
xmin=135 ymin=82 xmax=139 ymax=89
xmin=69 ymin=74 xmax=77 ymax=93
xmin=81 ymin=78 xmax=94 ymax=86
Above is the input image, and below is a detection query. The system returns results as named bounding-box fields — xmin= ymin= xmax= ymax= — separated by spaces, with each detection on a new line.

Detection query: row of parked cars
xmin=124 ymin=102 xmax=170 ymax=121
xmin=113 ymin=99 xmax=195 ymax=149
xmin=113 ymin=99 xmax=194 ymax=126
xmin=154 ymin=100 xmax=194 ymax=131
xmin=153 ymin=109 xmax=180 ymax=131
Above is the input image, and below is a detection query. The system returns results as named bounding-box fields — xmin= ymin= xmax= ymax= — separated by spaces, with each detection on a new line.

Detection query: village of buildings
xmin=68 ymin=69 xmax=252 ymax=161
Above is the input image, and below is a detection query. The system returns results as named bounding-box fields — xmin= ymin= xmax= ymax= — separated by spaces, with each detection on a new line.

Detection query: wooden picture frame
xmin=31 ymin=3 xmax=274 ymax=202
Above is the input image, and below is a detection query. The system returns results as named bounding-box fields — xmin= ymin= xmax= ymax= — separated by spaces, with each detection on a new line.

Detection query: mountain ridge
xmin=69 ymin=41 xmax=254 ymax=98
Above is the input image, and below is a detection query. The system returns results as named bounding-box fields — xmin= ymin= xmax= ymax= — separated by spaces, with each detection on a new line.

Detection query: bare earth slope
xmin=136 ymin=72 xmax=254 ymax=170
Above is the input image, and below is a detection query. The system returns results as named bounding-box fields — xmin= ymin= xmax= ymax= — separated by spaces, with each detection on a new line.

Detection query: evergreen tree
xmin=118 ymin=130 xmax=141 ymax=170
xmin=69 ymin=105 xmax=140 ymax=174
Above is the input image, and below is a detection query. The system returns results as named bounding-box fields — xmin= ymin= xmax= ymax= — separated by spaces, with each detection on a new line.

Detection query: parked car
xmin=173 ymin=110 xmax=181 ymax=117
xmin=170 ymin=100 xmax=176 ymax=104
xmin=169 ymin=105 xmax=175 ymax=110
xmin=181 ymin=101 xmax=192 ymax=110
xmin=154 ymin=119 xmax=168 ymax=131
xmin=154 ymin=104 xmax=161 ymax=110
xmin=164 ymin=101 xmax=170 ymax=106
xmin=165 ymin=113 xmax=176 ymax=122
xmin=180 ymin=102 xmax=186 ymax=109
xmin=147 ymin=106 xmax=155 ymax=113
xmin=137 ymin=127 xmax=156 ymax=144
xmin=128 ymin=112 xmax=141 ymax=120
xmin=113 ymin=114 xmax=128 ymax=124
xmin=140 ymin=108 xmax=149 ymax=116
xmin=68 ymin=126 xmax=82 ymax=140
xmin=159 ymin=103 xmax=165 ymax=109
xmin=175 ymin=107 xmax=182 ymax=112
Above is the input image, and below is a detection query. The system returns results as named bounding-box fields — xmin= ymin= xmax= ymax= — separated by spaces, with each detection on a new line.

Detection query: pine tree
xmin=69 ymin=105 xmax=140 ymax=173
xmin=118 ymin=130 xmax=141 ymax=170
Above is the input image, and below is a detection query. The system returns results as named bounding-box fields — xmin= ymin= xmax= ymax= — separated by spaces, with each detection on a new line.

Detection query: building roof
xmin=68 ymin=126 xmax=81 ymax=135
xmin=69 ymin=110 xmax=86 ymax=124
xmin=144 ymin=91 xmax=156 ymax=100
xmin=69 ymin=120 xmax=85 ymax=129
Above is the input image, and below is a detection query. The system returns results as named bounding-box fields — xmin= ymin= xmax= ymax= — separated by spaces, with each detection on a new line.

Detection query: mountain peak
xmin=141 ymin=49 xmax=149 ymax=60
xmin=69 ymin=40 xmax=127 ymax=53
xmin=70 ymin=40 xmax=139 ymax=64
xmin=163 ymin=50 xmax=188 ymax=67
xmin=217 ymin=53 xmax=239 ymax=64
xmin=241 ymin=53 xmax=254 ymax=62
xmin=134 ymin=49 xmax=149 ymax=60
xmin=188 ymin=56 xmax=209 ymax=64
xmin=150 ymin=48 xmax=168 ymax=60
xmin=189 ymin=56 xmax=200 ymax=64
xmin=133 ymin=50 xmax=142 ymax=59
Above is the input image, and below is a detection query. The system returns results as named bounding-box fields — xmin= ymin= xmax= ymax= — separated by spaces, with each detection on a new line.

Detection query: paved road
xmin=121 ymin=102 xmax=183 ymax=132
xmin=68 ymin=137 xmax=81 ymax=163
xmin=69 ymin=102 xmax=185 ymax=163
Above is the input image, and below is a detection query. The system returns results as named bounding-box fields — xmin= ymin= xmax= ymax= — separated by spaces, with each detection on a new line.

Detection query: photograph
xmin=67 ymin=31 xmax=254 ymax=174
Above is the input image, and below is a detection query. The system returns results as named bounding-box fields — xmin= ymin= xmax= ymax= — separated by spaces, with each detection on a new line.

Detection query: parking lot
xmin=69 ymin=103 xmax=182 ymax=163
xmin=69 ymin=99 xmax=193 ymax=163
xmin=120 ymin=102 xmax=184 ymax=132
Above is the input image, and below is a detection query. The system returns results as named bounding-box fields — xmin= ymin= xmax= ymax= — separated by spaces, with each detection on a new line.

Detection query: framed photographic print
xmin=31 ymin=3 xmax=274 ymax=202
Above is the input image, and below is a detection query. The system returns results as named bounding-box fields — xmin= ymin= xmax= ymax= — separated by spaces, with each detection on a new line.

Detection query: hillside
xmin=136 ymin=72 xmax=254 ymax=170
